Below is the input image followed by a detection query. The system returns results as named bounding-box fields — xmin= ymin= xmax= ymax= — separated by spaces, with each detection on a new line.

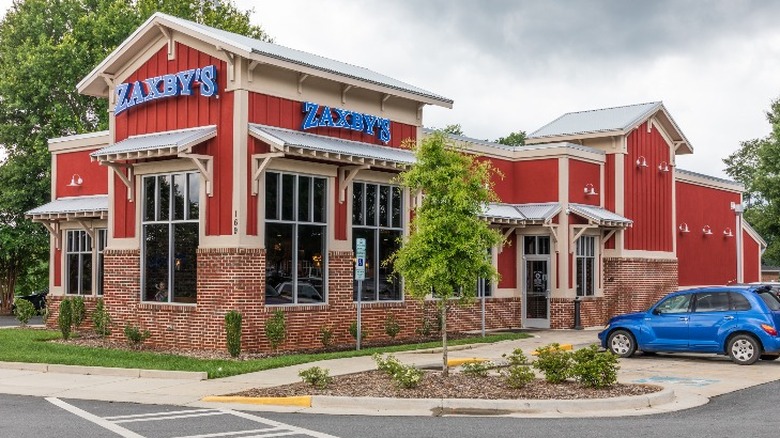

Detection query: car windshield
xmin=758 ymin=290 xmax=780 ymax=311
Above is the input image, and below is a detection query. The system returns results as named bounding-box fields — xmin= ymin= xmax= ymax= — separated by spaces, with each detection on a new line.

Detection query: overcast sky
xmin=3 ymin=0 xmax=780 ymax=178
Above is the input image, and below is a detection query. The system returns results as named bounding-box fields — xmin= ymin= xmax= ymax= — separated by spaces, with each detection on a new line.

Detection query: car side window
xmin=729 ymin=293 xmax=751 ymax=311
xmin=655 ymin=294 xmax=692 ymax=314
xmin=693 ymin=292 xmax=730 ymax=313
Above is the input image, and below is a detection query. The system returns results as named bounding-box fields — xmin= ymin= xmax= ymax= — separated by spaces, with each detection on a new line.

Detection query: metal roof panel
xmin=529 ymin=102 xmax=662 ymax=139
xmin=27 ymin=195 xmax=108 ymax=217
xmin=91 ymin=126 xmax=216 ymax=159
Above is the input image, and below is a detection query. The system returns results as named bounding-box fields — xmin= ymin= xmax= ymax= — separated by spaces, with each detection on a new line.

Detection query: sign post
xmin=355 ymin=238 xmax=366 ymax=350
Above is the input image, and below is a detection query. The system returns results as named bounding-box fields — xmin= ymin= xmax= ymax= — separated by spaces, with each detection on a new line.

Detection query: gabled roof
xmin=91 ymin=125 xmax=216 ymax=163
xmin=568 ymin=203 xmax=633 ymax=228
xmin=78 ymin=13 xmax=452 ymax=108
xmin=26 ymin=195 xmax=108 ymax=221
xmin=527 ymin=101 xmax=693 ymax=155
xmin=743 ymin=221 xmax=767 ymax=249
xmin=249 ymin=124 xmax=415 ymax=170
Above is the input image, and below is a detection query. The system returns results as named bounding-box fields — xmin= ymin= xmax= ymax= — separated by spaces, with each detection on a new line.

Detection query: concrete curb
xmin=0 ymin=361 xmax=207 ymax=380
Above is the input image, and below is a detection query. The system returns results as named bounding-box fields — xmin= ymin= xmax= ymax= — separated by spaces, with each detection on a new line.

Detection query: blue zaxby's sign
xmin=114 ymin=65 xmax=218 ymax=115
xmin=302 ymin=102 xmax=391 ymax=144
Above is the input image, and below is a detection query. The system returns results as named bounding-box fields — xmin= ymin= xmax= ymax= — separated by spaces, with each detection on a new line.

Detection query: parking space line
xmin=223 ymin=409 xmax=340 ymax=438
xmin=170 ymin=428 xmax=286 ymax=438
xmin=105 ymin=408 xmax=217 ymax=421
xmin=113 ymin=410 xmax=226 ymax=423
xmin=46 ymin=397 xmax=145 ymax=438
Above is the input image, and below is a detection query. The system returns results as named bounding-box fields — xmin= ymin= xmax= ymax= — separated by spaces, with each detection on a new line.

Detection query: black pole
xmin=573 ymin=296 xmax=583 ymax=330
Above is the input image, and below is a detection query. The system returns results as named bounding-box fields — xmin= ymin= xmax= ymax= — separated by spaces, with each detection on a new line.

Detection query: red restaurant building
xmin=27 ymin=13 xmax=765 ymax=351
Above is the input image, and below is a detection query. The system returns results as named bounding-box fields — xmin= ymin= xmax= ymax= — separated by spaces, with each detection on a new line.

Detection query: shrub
xmin=58 ymin=299 xmax=73 ymax=340
xmin=503 ymin=363 xmax=535 ymax=388
xmin=373 ymin=353 xmax=403 ymax=376
xmin=384 ymin=312 xmax=401 ymax=339
xmin=264 ymin=309 xmax=286 ymax=351
xmin=532 ymin=343 xmax=572 ymax=384
xmin=460 ymin=360 xmax=493 ymax=377
xmin=92 ymin=298 xmax=111 ymax=337
xmin=503 ymin=348 xmax=530 ymax=367
xmin=71 ymin=296 xmax=86 ymax=329
xmin=298 ymin=366 xmax=332 ymax=389
xmin=570 ymin=345 xmax=620 ymax=388
xmin=415 ymin=315 xmax=434 ymax=337
xmin=348 ymin=320 xmax=368 ymax=341
xmin=392 ymin=365 xmax=424 ymax=389
xmin=319 ymin=326 xmax=333 ymax=348
xmin=123 ymin=324 xmax=151 ymax=349
xmin=14 ymin=298 xmax=36 ymax=326
xmin=225 ymin=310 xmax=243 ymax=358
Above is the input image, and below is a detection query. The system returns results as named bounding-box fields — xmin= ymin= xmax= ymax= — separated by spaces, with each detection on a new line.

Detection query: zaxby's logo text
xmin=114 ymin=65 xmax=217 ymax=115
xmin=302 ymin=102 xmax=391 ymax=144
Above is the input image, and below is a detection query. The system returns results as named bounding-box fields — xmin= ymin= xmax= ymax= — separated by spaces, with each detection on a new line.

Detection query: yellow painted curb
xmin=530 ymin=344 xmax=573 ymax=356
xmin=202 ymin=395 xmax=312 ymax=407
xmin=447 ymin=358 xmax=489 ymax=367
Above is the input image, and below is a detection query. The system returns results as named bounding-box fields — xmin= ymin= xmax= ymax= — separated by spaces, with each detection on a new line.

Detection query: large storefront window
xmin=142 ymin=173 xmax=200 ymax=303
xmin=265 ymin=172 xmax=326 ymax=305
xmin=352 ymin=182 xmax=402 ymax=301
xmin=576 ymin=235 xmax=596 ymax=296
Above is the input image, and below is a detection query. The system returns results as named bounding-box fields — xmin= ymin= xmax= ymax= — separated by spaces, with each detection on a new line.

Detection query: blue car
xmin=598 ymin=285 xmax=780 ymax=365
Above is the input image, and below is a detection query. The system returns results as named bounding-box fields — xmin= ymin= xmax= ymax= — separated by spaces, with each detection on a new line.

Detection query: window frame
xmin=575 ymin=235 xmax=596 ymax=297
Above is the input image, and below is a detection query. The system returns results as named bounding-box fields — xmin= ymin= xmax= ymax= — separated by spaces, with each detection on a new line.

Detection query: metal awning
xmin=248 ymin=123 xmax=415 ymax=170
xmin=568 ymin=203 xmax=632 ymax=228
xmin=481 ymin=202 xmax=561 ymax=225
xmin=90 ymin=125 xmax=216 ymax=163
xmin=26 ymin=195 xmax=108 ymax=221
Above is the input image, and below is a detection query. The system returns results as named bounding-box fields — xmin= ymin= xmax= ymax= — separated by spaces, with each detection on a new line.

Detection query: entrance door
xmin=524 ymin=258 xmax=550 ymax=328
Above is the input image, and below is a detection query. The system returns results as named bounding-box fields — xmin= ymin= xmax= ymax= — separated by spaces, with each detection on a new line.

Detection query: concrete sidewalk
xmin=0 ymin=328 xmax=778 ymax=417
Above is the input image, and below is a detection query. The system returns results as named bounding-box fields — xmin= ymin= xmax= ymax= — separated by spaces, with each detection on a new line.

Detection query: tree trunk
xmin=441 ymin=302 xmax=448 ymax=377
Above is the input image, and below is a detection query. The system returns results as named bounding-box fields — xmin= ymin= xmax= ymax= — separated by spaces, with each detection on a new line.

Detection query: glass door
xmin=524 ymin=258 xmax=550 ymax=328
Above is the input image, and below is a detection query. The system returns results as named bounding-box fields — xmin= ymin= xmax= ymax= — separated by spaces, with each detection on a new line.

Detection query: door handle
xmin=678 ymin=317 xmax=688 ymax=322
xmin=723 ymin=316 xmax=734 ymax=321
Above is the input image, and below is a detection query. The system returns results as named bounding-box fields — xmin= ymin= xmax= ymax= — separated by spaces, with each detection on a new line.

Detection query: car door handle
xmin=678 ymin=317 xmax=688 ymax=322
xmin=723 ymin=316 xmax=734 ymax=321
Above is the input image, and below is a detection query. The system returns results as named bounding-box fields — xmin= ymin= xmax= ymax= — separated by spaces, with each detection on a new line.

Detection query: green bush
xmin=570 ymin=345 xmax=620 ymax=388
xmin=460 ymin=361 xmax=493 ymax=377
xmin=501 ymin=348 xmax=535 ymax=388
xmin=348 ymin=320 xmax=368 ymax=341
xmin=58 ymin=299 xmax=73 ymax=340
xmin=225 ymin=310 xmax=243 ymax=358
xmin=372 ymin=353 xmax=403 ymax=376
xmin=92 ymin=298 xmax=111 ymax=337
xmin=71 ymin=296 xmax=86 ymax=329
xmin=319 ymin=326 xmax=333 ymax=348
xmin=123 ymin=324 xmax=151 ymax=349
xmin=298 ymin=366 xmax=332 ymax=389
xmin=13 ymin=298 xmax=36 ymax=326
xmin=503 ymin=348 xmax=530 ymax=367
xmin=384 ymin=312 xmax=401 ymax=339
xmin=392 ymin=365 xmax=424 ymax=389
xmin=264 ymin=309 xmax=286 ymax=351
xmin=532 ymin=343 xmax=572 ymax=384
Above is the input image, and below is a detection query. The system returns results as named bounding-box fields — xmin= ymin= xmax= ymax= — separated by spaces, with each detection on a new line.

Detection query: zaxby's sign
xmin=114 ymin=65 xmax=217 ymax=115
xmin=302 ymin=102 xmax=391 ymax=144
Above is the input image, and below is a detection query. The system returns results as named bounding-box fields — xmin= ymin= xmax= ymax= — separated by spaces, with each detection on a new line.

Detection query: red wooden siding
xmin=54 ymin=247 xmax=61 ymax=287
xmin=113 ymin=44 xmax=234 ymax=238
xmin=485 ymin=157 xmax=514 ymax=203
xmin=676 ymin=180 xmax=740 ymax=286
xmin=498 ymin=234 xmax=516 ymax=288
xmin=624 ymin=122 xmax=673 ymax=251
xmin=511 ymin=159 xmax=559 ymax=204
xmin=55 ymin=150 xmax=107 ymax=198
xmin=743 ymin=228 xmax=760 ymax=283
xmin=568 ymin=159 xmax=600 ymax=205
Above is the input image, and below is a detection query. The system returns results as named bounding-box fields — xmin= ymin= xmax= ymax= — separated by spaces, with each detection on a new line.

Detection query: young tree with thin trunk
xmin=390 ymin=131 xmax=503 ymax=376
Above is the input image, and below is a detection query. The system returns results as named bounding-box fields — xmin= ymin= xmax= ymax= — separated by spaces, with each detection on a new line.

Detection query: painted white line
xmin=105 ymin=408 xmax=217 ymax=421
xmin=239 ymin=432 xmax=298 ymax=438
xmin=222 ymin=409 xmax=341 ymax=438
xmin=113 ymin=410 xmax=225 ymax=423
xmin=46 ymin=397 xmax=145 ymax=438
xmin=170 ymin=428 xmax=282 ymax=438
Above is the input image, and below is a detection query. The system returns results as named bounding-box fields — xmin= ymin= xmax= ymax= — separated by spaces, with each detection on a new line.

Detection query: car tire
xmin=760 ymin=354 xmax=780 ymax=361
xmin=607 ymin=329 xmax=636 ymax=358
xmin=728 ymin=334 xmax=760 ymax=365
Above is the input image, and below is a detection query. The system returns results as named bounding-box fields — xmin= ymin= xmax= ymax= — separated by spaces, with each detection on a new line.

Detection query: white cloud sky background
xmin=2 ymin=0 xmax=780 ymax=178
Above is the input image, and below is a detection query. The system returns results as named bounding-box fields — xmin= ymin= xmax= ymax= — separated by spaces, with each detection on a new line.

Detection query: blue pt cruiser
xmin=598 ymin=285 xmax=780 ymax=365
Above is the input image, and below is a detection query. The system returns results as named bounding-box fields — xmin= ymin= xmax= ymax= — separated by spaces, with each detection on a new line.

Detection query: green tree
xmin=724 ymin=98 xmax=780 ymax=265
xmin=390 ymin=131 xmax=503 ymax=376
xmin=0 ymin=0 xmax=270 ymax=314
xmin=496 ymin=130 xmax=526 ymax=146
xmin=441 ymin=124 xmax=464 ymax=136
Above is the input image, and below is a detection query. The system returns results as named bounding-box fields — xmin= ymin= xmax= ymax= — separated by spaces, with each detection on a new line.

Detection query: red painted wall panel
xmin=483 ymin=157 xmax=514 ymax=203
xmin=511 ymin=159 xmax=559 ymax=204
xmin=568 ymin=159 xmax=600 ymax=205
xmin=54 ymin=248 xmax=61 ymax=287
xmin=498 ymin=234 xmax=516 ymax=288
xmin=743 ymin=229 xmax=760 ymax=283
xmin=676 ymin=181 xmax=740 ymax=286
xmin=604 ymin=154 xmax=616 ymax=249
xmin=334 ymin=175 xmax=346 ymax=241
xmin=113 ymin=44 xmax=233 ymax=238
xmin=624 ymin=122 xmax=674 ymax=251
xmin=55 ymin=150 xmax=108 ymax=198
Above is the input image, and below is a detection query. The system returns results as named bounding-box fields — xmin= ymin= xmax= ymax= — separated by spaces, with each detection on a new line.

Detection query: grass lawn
xmin=0 ymin=329 xmax=530 ymax=379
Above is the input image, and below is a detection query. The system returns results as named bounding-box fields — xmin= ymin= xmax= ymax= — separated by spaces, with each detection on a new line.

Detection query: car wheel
xmin=607 ymin=329 xmax=636 ymax=358
xmin=728 ymin=334 xmax=760 ymax=365
xmin=760 ymin=354 xmax=780 ymax=361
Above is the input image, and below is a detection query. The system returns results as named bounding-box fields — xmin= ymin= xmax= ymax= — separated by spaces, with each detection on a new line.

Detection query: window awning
xmin=26 ymin=195 xmax=108 ymax=221
xmin=90 ymin=125 xmax=216 ymax=163
xmin=248 ymin=123 xmax=415 ymax=170
xmin=481 ymin=202 xmax=561 ymax=225
xmin=568 ymin=203 xmax=632 ymax=228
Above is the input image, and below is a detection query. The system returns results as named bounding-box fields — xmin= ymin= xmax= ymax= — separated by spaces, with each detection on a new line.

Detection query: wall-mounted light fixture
xmin=678 ymin=222 xmax=690 ymax=233
xmin=584 ymin=183 xmax=598 ymax=196
xmin=723 ymin=227 xmax=734 ymax=237
xmin=658 ymin=161 xmax=670 ymax=172
xmin=702 ymin=225 xmax=713 ymax=235
xmin=636 ymin=156 xmax=648 ymax=168
xmin=66 ymin=174 xmax=83 ymax=187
